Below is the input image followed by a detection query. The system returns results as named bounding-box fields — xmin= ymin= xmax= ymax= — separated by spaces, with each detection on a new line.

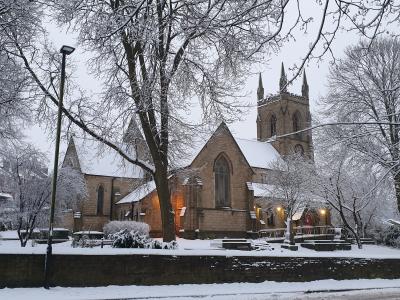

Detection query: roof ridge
xmin=234 ymin=136 xmax=262 ymax=142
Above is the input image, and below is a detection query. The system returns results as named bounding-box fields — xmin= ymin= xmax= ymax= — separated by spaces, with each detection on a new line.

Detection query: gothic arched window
xmin=292 ymin=111 xmax=302 ymax=134
xmin=97 ymin=185 xmax=104 ymax=215
xmin=270 ymin=114 xmax=277 ymax=137
xmin=214 ymin=155 xmax=231 ymax=208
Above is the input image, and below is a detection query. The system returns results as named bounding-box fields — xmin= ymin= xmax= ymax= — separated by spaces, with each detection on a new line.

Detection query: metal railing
xmin=258 ymin=225 xmax=334 ymax=239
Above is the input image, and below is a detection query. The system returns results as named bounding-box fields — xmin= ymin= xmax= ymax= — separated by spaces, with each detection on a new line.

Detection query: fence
xmin=259 ymin=225 xmax=334 ymax=239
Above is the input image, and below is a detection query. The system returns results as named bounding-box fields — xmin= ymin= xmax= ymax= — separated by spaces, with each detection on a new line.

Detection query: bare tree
xmin=0 ymin=142 xmax=87 ymax=247
xmin=6 ymin=1 xmax=400 ymax=241
xmin=268 ymin=154 xmax=314 ymax=246
xmin=321 ymin=38 xmax=400 ymax=215
xmin=33 ymin=0 xmax=291 ymax=242
xmin=313 ymin=146 xmax=387 ymax=249
xmin=0 ymin=0 xmax=43 ymax=140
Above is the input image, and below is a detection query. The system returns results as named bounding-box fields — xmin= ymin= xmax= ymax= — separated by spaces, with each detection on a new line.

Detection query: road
xmin=112 ymin=288 xmax=400 ymax=300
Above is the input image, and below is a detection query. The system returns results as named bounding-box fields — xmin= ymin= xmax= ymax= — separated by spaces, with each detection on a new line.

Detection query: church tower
xmin=256 ymin=66 xmax=313 ymax=158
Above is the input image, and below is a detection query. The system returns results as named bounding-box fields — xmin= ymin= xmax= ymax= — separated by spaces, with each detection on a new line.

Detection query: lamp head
xmin=60 ymin=45 xmax=75 ymax=55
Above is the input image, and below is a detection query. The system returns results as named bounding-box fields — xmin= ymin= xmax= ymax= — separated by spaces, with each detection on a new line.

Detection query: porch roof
xmin=292 ymin=207 xmax=306 ymax=221
xmin=246 ymin=182 xmax=280 ymax=198
xmin=116 ymin=180 xmax=156 ymax=204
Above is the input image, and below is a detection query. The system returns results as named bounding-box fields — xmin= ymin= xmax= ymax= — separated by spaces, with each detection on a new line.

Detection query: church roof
xmin=71 ymin=137 xmax=144 ymax=178
xmin=179 ymin=124 xmax=282 ymax=170
xmin=116 ymin=180 xmax=156 ymax=204
xmin=66 ymin=120 xmax=282 ymax=180
xmin=235 ymin=138 xmax=281 ymax=169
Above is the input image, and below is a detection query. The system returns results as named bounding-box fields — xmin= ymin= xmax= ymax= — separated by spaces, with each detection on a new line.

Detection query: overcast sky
xmin=25 ymin=2 xmax=357 ymax=161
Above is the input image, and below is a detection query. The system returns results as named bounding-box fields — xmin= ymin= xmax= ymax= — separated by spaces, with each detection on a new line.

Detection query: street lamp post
xmin=44 ymin=45 xmax=75 ymax=289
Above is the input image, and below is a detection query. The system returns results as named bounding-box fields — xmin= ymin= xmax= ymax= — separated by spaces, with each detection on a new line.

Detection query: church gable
xmin=190 ymin=123 xmax=254 ymax=211
xmin=190 ymin=122 xmax=253 ymax=174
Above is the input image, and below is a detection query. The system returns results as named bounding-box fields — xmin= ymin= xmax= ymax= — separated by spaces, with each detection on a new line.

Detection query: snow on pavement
xmin=1 ymin=279 xmax=400 ymax=300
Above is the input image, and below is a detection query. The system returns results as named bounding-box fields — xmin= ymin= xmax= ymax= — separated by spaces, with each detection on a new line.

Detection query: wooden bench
xmin=100 ymin=239 xmax=113 ymax=248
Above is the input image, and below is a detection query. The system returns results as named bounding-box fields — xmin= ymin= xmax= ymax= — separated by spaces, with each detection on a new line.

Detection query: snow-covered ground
xmin=1 ymin=232 xmax=400 ymax=259
xmin=1 ymin=279 xmax=400 ymax=299
xmin=3 ymin=231 xmax=400 ymax=299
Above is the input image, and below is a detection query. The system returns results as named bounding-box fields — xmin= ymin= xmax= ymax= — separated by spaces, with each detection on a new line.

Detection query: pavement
xmin=106 ymin=287 xmax=400 ymax=300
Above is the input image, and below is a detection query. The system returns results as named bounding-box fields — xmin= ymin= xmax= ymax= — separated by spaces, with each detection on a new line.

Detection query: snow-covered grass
xmin=1 ymin=232 xmax=400 ymax=258
xmin=1 ymin=279 xmax=400 ymax=300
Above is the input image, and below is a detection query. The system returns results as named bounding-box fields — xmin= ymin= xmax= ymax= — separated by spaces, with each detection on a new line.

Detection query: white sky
xmin=25 ymin=2 xmax=357 ymax=161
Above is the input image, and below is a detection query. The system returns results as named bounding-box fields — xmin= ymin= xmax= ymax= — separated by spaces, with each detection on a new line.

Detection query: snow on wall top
xmin=116 ymin=180 xmax=156 ymax=204
xmin=72 ymin=138 xmax=144 ymax=179
xmin=234 ymin=138 xmax=281 ymax=169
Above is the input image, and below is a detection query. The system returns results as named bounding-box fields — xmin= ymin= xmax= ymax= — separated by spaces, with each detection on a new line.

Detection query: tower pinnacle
xmin=279 ymin=62 xmax=287 ymax=93
xmin=257 ymin=73 xmax=264 ymax=101
xmin=301 ymin=69 xmax=309 ymax=99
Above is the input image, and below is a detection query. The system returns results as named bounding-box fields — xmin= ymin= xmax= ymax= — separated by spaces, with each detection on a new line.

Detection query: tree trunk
xmin=338 ymin=207 xmax=362 ymax=249
xmin=285 ymin=217 xmax=295 ymax=245
xmin=154 ymin=166 xmax=175 ymax=242
xmin=353 ymin=232 xmax=362 ymax=249
xmin=394 ymin=173 xmax=400 ymax=214
xmin=18 ymin=230 xmax=28 ymax=247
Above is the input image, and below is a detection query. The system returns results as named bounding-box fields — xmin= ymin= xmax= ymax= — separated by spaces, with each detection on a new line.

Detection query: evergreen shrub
xmin=110 ymin=229 xmax=177 ymax=249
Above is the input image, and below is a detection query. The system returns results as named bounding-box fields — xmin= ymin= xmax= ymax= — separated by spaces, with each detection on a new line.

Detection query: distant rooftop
xmin=71 ymin=137 xmax=144 ymax=178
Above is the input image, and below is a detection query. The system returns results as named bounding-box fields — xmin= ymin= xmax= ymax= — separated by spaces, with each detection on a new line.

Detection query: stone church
xmin=61 ymin=65 xmax=330 ymax=238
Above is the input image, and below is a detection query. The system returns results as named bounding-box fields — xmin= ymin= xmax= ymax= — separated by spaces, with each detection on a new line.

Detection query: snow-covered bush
xmin=373 ymin=224 xmax=400 ymax=248
xmin=111 ymin=230 xmax=149 ymax=248
xmin=145 ymin=239 xmax=178 ymax=250
xmin=110 ymin=229 xmax=177 ymax=249
xmin=103 ymin=221 xmax=150 ymax=237
xmin=71 ymin=235 xmax=99 ymax=248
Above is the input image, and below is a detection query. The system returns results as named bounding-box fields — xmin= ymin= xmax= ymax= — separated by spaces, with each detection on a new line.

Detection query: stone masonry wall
xmin=2 ymin=253 xmax=400 ymax=287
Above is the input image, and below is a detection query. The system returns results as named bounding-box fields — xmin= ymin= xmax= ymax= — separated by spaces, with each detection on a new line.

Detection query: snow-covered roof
xmin=235 ymin=138 xmax=282 ymax=169
xmin=72 ymin=138 xmax=144 ymax=178
xmin=248 ymin=182 xmax=326 ymax=207
xmin=69 ymin=122 xmax=282 ymax=178
xmin=387 ymin=219 xmax=400 ymax=227
xmin=73 ymin=231 xmax=104 ymax=235
xmin=116 ymin=180 xmax=156 ymax=204
xmin=292 ymin=207 xmax=306 ymax=221
xmin=177 ymin=136 xmax=282 ymax=170
xmin=0 ymin=192 xmax=13 ymax=199
xmin=247 ymin=182 xmax=280 ymax=198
